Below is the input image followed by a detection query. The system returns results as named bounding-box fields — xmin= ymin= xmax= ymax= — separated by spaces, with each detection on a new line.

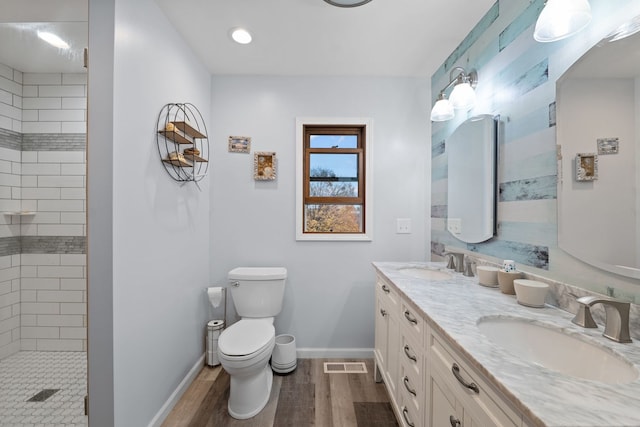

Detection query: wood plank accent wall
xmin=430 ymin=0 xmax=640 ymax=288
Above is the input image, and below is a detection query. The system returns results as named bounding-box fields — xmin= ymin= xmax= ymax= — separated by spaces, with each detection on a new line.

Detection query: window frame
xmin=295 ymin=117 xmax=373 ymax=241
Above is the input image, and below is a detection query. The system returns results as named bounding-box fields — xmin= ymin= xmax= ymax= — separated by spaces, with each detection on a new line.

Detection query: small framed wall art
xmin=597 ymin=137 xmax=619 ymax=155
xmin=575 ymin=152 xmax=598 ymax=181
xmin=254 ymin=152 xmax=276 ymax=181
xmin=228 ymin=136 xmax=251 ymax=153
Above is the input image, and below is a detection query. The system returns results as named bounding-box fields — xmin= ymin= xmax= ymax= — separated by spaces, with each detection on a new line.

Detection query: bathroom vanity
xmin=373 ymin=262 xmax=640 ymax=427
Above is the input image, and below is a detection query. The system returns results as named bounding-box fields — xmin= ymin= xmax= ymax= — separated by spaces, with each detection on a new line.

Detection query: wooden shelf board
xmin=183 ymin=154 xmax=208 ymax=162
xmin=159 ymin=130 xmax=193 ymax=145
xmin=163 ymin=158 xmax=192 ymax=167
xmin=171 ymin=121 xmax=206 ymax=139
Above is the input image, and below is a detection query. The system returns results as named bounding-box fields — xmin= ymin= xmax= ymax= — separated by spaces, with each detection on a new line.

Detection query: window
xmin=296 ymin=118 xmax=373 ymax=241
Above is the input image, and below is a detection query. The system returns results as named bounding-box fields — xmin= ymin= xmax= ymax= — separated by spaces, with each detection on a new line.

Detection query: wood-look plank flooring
xmin=162 ymin=359 xmax=398 ymax=427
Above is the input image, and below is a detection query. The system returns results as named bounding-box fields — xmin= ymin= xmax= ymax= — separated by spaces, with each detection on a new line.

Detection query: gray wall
xmin=210 ymin=75 xmax=429 ymax=355
xmin=88 ymin=0 xmax=211 ymax=425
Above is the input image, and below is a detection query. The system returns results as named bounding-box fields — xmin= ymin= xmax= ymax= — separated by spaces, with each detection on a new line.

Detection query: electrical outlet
xmin=396 ymin=218 xmax=411 ymax=234
xmin=448 ymin=218 xmax=462 ymax=235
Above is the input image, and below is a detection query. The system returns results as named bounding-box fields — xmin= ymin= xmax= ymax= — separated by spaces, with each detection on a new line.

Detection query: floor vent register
xmin=323 ymin=362 xmax=368 ymax=374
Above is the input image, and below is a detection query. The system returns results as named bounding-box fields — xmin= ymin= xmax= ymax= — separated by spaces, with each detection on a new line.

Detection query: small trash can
xmin=206 ymin=320 xmax=224 ymax=366
xmin=271 ymin=334 xmax=296 ymax=374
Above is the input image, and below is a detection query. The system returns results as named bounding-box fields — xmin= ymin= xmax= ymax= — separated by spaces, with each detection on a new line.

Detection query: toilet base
xmin=228 ymin=363 xmax=273 ymax=419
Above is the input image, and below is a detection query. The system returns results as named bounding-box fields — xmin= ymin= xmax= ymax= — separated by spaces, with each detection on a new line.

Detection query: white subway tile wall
xmin=0 ymin=63 xmax=86 ymax=359
xmin=0 ymin=254 xmax=21 ymax=359
xmin=22 ymin=72 xmax=86 ymax=135
xmin=0 ymin=64 xmax=22 ymax=133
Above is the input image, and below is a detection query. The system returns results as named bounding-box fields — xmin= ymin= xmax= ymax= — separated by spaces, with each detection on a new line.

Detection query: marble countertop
xmin=372 ymin=261 xmax=640 ymax=427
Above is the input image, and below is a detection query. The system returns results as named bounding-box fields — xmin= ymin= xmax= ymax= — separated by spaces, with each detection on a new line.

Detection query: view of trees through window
xmin=302 ymin=125 xmax=365 ymax=234
xmin=305 ymin=167 xmax=362 ymax=232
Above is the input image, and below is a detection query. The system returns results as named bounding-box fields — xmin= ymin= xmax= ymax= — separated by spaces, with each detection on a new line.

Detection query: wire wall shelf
xmin=156 ymin=103 xmax=209 ymax=184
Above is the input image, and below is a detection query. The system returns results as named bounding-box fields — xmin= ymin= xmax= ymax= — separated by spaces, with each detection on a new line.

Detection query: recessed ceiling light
xmin=230 ymin=28 xmax=252 ymax=45
xmin=37 ymin=31 xmax=70 ymax=49
xmin=324 ymin=0 xmax=373 ymax=7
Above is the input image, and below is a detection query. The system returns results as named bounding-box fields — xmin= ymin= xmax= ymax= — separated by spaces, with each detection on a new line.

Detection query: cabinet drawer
xmin=430 ymin=330 xmax=521 ymax=427
xmin=398 ymin=392 xmax=421 ymax=427
xmin=399 ymin=362 xmax=423 ymax=420
xmin=400 ymin=301 xmax=423 ymax=345
xmin=377 ymin=276 xmax=399 ymax=310
xmin=400 ymin=331 xmax=422 ymax=385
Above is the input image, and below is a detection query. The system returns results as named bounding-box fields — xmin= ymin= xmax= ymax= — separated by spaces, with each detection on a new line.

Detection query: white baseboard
xmin=147 ymin=353 xmax=205 ymax=427
xmin=296 ymin=348 xmax=373 ymax=359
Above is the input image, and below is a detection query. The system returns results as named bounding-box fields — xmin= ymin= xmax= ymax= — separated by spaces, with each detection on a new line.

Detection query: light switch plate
xmin=396 ymin=218 xmax=411 ymax=234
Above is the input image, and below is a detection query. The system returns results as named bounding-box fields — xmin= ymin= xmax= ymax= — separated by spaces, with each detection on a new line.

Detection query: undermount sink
xmin=477 ymin=316 xmax=638 ymax=384
xmin=397 ymin=267 xmax=452 ymax=281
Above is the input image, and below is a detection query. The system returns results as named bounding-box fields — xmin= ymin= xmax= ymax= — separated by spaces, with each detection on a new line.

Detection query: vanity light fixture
xmin=37 ymin=31 xmax=70 ymax=49
xmin=430 ymin=93 xmax=455 ymax=122
xmin=430 ymin=67 xmax=478 ymax=122
xmin=230 ymin=28 xmax=252 ymax=45
xmin=323 ymin=0 xmax=373 ymax=7
xmin=534 ymin=0 xmax=592 ymax=43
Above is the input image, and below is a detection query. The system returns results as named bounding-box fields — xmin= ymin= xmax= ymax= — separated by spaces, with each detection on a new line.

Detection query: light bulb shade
xmin=534 ymin=0 xmax=592 ymax=42
xmin=430 ymin=98 xmax=454 ymax=122
xmin=449 ymin=82 xmax=476 ymax=110
xmin=324 ymin=0 xmax=373 ymax=7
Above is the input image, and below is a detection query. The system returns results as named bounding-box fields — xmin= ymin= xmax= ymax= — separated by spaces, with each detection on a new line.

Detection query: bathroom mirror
xmin=446 ymin=114 xmax=497 ymax=243
xmin=556 ymin=23 xmax=640 ymax=279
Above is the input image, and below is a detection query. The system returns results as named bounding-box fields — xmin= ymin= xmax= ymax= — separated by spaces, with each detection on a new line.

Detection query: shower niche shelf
xmin=3 ymin=211 xmax=35 ymax=216
xmin=156 ymin=103 xmax=209 ymax=183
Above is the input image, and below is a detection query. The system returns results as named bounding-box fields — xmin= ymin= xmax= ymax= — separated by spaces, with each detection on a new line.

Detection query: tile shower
xmin=0 ymin=63 xmax=87 ymax=425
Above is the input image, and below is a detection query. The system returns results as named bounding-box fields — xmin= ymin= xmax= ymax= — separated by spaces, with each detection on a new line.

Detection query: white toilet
xmin=217 ymin=267 xmax=287 ymax=419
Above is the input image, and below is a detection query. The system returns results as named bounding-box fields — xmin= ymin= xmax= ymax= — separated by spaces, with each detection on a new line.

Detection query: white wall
xmin=210 ymin=76 xmax=429 ymax=355
xmin=88 ymin=0 xmax=211 ymax=425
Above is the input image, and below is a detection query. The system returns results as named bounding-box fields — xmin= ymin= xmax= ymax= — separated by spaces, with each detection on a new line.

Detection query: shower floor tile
xmin=0 ymin=351 xmax=87 ymax=427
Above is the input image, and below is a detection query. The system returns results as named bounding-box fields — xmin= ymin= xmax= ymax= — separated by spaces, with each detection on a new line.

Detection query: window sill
xmin=296 ymin=232 xmax=372 ymax=242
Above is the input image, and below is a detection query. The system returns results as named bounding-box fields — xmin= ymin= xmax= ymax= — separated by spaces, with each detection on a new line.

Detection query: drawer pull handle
xmin=379 ymin=309 xmax=387 ymax=317
xmin=451 ymin=362 xmax=480 ymax=394
xmin=381 ymin=284 xmax=390 ymax=293
xmin=403 ymin=376 xmax=416 ymax=397
xmin=404 ymin=310 xmax=418 ymax=325
xmin=401 ymin=407 xmax=415 ymax=427
xmin=449 ymin=415 xmax=461 ymax=427
xmin=403 ymin=344 xmax=417 ymax=362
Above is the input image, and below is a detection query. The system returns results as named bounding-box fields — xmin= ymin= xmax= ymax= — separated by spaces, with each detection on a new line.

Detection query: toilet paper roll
xmin=207 ymin=287 xmax=223 ymax=308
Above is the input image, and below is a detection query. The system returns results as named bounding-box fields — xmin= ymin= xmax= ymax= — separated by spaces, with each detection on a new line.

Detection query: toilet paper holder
xmin=206 ymin=286 xmax=228 ymax=327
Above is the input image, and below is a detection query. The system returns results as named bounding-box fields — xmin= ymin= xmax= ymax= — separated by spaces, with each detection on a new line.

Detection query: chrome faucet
xmin=444 ymin=252 xmax=464 ymax=273
xmin=572 ymin=296 xmax=632 ymax=343
xmin=463 ymin=258 xmax=475 ymax=277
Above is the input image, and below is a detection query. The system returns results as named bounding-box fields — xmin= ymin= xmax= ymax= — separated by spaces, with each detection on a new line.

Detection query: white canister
xmin=503 ymin=260 xmax=516 ymax=272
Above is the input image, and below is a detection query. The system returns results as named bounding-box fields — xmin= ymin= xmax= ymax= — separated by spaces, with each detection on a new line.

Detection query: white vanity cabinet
xmin=374 ymin=275 xmax=400 ymax=399
xmin=429 ymin=328 xmax=522 ymax=427
xmin=374 ymin=271 xmax=524 ymax=427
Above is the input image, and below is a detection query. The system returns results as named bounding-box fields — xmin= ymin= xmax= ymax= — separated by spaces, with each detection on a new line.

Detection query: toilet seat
xmin=219 ymin=320 xmax=275 ymax=360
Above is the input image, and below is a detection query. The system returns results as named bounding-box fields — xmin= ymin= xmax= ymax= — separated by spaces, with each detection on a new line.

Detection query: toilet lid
xmin=218 ymin=320 xmax=275 ymax=356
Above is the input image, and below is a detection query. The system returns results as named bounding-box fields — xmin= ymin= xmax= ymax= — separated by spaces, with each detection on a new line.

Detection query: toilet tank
xmin=228 ymin=267 xmax=287 ymax=318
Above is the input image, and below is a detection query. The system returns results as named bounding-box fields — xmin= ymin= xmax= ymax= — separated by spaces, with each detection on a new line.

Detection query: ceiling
xmin=156 ymin=0 xmax=496 ymax=77
xmin=0 ymin=0 xmax=495 ymax=78
xmin=0 ymin=0 xmax=87 ymax=73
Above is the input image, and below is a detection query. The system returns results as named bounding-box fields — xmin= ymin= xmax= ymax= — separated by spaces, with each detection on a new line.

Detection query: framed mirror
xmin=557 ymin=21 xmax=640 ymax=279
xmin=446 ymin=114 xmax=498 ymax=243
